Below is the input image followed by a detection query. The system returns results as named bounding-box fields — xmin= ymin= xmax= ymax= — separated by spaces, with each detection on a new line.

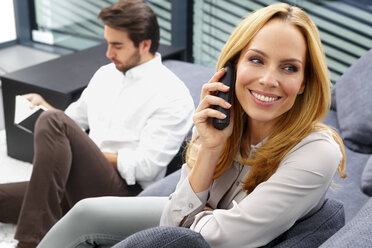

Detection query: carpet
xmin=0 ymin=130 xmax=33 ymax=247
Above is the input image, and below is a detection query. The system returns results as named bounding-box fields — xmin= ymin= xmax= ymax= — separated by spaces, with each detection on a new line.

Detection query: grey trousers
xmin=37 ymin=196 xmax=168 ymax=248
xmin=0 ymin=110 xmax=141 ymax=244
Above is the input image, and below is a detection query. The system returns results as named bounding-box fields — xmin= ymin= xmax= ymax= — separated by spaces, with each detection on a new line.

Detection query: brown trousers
xmin=0 ymin=110 xmax=142 ymax=244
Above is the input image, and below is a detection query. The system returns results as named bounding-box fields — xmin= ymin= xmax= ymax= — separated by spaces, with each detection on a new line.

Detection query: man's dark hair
xmin=98 ymin=0 xmax=159 ymax=54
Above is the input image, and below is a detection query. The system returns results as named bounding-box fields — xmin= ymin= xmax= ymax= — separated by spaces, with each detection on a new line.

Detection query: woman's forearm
xmin=188 ymin=144 xmax=223 ymax=193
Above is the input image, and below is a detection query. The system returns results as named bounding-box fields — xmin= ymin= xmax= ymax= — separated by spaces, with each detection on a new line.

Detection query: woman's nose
xmin=259 ymin=68 xmax=279 ymax=88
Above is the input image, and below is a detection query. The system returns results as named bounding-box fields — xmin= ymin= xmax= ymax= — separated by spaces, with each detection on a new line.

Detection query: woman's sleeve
xmin=160 ymin=163 xmax=210 ymax=227
xmin=189 ymin=133 xmax=342 ymax=248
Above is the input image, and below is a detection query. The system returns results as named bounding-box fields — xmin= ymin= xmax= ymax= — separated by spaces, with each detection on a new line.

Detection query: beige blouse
xmin=160 ymin=130 xmax=342 ymax=248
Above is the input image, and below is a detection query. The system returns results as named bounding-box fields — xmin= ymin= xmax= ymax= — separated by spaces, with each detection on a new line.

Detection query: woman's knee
xmin=39 ymin=197 xmax=108 ymax=248
xmin=67 ymin=198 xmax=103 ymax=224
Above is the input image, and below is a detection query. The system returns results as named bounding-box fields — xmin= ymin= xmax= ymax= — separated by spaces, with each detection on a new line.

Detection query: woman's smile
xmin=249 ymin=90 xmax=281 ymax=106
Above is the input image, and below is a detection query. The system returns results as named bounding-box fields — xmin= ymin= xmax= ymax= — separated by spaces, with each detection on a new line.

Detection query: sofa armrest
xmin=320 ymin=197 xmax=372 ymax=248
xmin=263 ymin=199 xmax=345 ymax=248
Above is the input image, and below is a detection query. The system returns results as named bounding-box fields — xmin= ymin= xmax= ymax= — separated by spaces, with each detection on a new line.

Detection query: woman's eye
xmin=249 ymin=57 xmax=263 ymax=64
xmin=283 ymin=65 xmax=298 ymax=72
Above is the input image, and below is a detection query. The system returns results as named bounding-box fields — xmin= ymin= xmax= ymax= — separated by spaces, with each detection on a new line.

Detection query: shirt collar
xmin=124 ymin=52 xmax=162 ymax=80
xmin=250 ymin=136 xmax=268 ymax=151
xmin=235 ymin=136 xmax=269 ymax=163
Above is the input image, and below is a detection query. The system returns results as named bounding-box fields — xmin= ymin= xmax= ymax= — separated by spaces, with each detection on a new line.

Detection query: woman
xmin=158 ymin=2 xmax=346 ymax=247
xmin=38 ymin=3 xmax=346 ymax=248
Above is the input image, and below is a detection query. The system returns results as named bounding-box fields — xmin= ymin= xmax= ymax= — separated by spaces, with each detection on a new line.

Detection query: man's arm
xmin=103 ymin=152 xmax=118 ymax=170
xmin=23 ymin=93 xmax=56 ymax=110
xmin=116 ymin=96 xmax=194 ymax=186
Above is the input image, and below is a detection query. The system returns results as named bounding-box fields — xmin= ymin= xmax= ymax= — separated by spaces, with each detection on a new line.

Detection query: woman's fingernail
xmin=225 ymin=102 xmax=232 ymax=108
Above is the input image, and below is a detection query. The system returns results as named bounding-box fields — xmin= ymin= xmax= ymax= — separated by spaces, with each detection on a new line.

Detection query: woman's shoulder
xmin=283 ymin=128 xmax=343 ymax=175
xmin=296 ymin=127 xmax=340 ymax=151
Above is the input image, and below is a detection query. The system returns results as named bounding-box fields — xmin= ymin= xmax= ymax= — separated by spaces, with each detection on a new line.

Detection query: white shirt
xmin=160 ymin=130 xmax=342 ymax=247
xmin=65 ymin=53 xmax=194 ymax=188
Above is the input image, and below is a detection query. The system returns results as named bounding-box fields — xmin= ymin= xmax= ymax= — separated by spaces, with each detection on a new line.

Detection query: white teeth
xmin=252 ymin=92 xmax=278 ymax=102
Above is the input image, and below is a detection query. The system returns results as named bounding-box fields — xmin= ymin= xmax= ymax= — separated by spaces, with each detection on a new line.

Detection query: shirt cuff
xmin=196 ymin=188 xmax=209 ymax=204
xmin=172 ymin=177 xmax=206 ymax=216
xmin=117 ymin=150 xmax=136 ymax=185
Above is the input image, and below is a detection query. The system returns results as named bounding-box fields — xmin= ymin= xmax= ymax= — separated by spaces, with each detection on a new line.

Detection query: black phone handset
xmin=213 ymin=61 xmax=236 ymax=130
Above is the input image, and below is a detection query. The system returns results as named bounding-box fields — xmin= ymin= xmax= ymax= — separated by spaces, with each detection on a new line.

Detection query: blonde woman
xmin=159 ymin=2 xmax=346 ymax=247
xmin=39 ymin=3 xmax=346 ymax=248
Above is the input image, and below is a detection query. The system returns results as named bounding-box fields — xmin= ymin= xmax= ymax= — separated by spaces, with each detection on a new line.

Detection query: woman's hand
xmin=188 ymin=68 xmax=235 ymax=193
xmin=193 ymin=68 xmax=234 ymax=151
xmin=23 ymin=93 xmax=55 ymax=110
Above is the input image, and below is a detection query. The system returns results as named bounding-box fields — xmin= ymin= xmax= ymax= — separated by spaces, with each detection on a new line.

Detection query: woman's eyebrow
xmin=281 ymin=58 xmax=303 ymax=64
xmin=248 ymin=48 xmax=267 ymax=57
xmin=248 ymin=48 xmax=303 ymax=64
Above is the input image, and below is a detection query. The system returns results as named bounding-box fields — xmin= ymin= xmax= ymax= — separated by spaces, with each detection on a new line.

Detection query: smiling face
xmin=235 ymin=18 xmax=307 ymax=140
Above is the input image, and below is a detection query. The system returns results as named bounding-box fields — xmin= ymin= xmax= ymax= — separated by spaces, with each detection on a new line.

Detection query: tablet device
xmin=14 ymin=95 xmax=47 ymax=134
xmin=16 ymin=108 xmax=45 ymax=134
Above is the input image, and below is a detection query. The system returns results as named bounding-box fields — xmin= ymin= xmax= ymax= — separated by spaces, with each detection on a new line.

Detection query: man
xmin=0 ymin=0 xmax=194 ymax=247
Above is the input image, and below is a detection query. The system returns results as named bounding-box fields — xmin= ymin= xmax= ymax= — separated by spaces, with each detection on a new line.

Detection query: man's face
xmin=104 ymin=26 xmax=141 ymax=74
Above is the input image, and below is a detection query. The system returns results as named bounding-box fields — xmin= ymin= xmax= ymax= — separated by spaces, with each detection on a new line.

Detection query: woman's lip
xmin=250 ymin=90 xmax=280 ymax=98
xmin=249 ymin=90 xmax=281 ymax=105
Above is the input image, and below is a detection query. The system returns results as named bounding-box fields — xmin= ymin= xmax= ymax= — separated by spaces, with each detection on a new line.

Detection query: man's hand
xmin=23 ymin=93 xmax=55 ymax=110
xmin=103 ymin=152 xmax=118 ymax=169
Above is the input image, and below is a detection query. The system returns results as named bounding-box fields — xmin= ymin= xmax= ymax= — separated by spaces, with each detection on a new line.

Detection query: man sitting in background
xmin=0 ymin=0 xmax=194 ymax=247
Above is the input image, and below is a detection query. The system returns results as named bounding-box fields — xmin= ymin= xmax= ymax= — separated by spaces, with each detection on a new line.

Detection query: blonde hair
xmin=186 ymin=3 xmax=346 ymax=193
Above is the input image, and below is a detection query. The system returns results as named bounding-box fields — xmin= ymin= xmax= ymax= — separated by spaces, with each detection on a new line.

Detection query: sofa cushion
xmin=330 ymin=86 xmax=336 ymax=111
xmin=323 ymin=109 xmax=339 ymax=133
xmin=262 ymin=199 xmax=345 ymax=248
xmin=325 ymin=147 xmax=370 ymax=222
xmin=112 ymin=226 xmax=211 ymax=248
xmin=334 ymin=49 xmax=372 ymax=153
xmin=361 ymin=155 xmax=372 ymax=196
xmin=319 ymin=197 xmax=372 ymax=248
xmin=113 ymin=226 xmax=210 ymax=248
xmin=139 ymin=169 xmax=181 ymax=197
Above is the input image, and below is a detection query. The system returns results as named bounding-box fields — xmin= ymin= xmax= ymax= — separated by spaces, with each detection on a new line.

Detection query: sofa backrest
xmin=163 ymin=60 xmax=215 ymax=174
xmin=334 ymin=49 xmax=372 ymax=154
xmin=163 ymin=60 xmax=215 ymax=108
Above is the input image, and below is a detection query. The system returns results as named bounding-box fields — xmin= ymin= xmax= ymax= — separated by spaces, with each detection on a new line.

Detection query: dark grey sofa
xmin=322 ymin=49 xmax=372 ymax=222
xmin=113 ymin=198 xmax=344 ymax=248
xmin=139 ymin=50 xmax=372 ymax=246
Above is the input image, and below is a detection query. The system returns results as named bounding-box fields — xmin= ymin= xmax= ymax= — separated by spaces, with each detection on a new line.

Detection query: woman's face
xmin=235 ymin=18 xmax=306 ymax=130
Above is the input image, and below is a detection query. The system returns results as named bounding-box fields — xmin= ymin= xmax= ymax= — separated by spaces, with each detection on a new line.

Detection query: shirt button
xmin=168 ymin=195 xmax=172 ymax=200
xmin=236 ymin=181 xmax=240 ymax=186
xmin=189 ymin=203 xmax=194 ymax=208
